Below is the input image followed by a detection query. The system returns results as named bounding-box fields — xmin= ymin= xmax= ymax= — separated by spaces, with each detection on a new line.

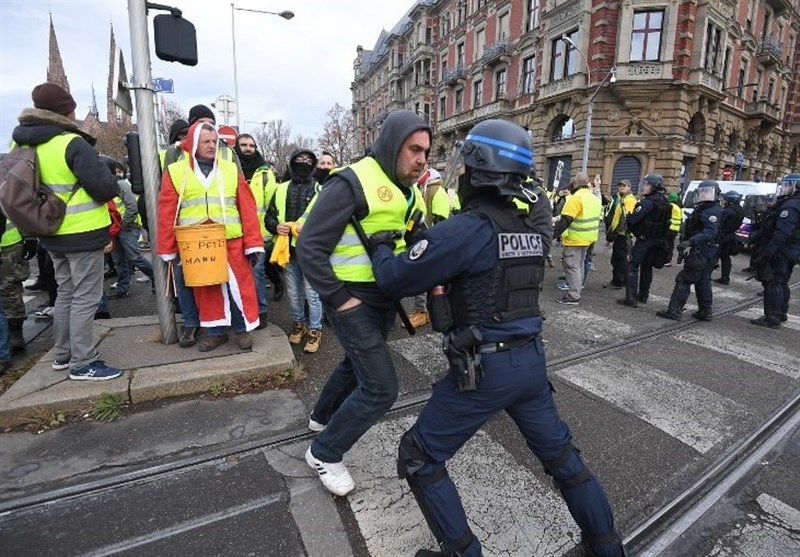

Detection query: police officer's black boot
xmin=617 ymin=282 xmax=638 ymax=308
xmin=691 ymin=306 xmax=713 ymax=321
xmin=7 ymin=318 xmax=26 ymax=353
xmin=750 ymin=283 xmax=781 ymax=328
xmin=656 ymin=294 xmax=683 ymax=320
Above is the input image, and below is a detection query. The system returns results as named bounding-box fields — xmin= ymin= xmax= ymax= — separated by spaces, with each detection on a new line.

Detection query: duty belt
xmin=477 ymin=335 xmax=537 ymax=354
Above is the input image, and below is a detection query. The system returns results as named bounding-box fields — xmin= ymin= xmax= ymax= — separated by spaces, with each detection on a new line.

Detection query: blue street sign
xmin=152 ymin=78 xmax=174 ymax=93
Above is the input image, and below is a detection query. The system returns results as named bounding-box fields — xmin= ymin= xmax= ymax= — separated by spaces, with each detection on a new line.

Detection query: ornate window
xmin=630 ymin=10 xmax=663 ymax=62
xmin=522 ymin=56 xmax=536 ymax=94
xmin=552 ymin=117 xmax=575 ymax=142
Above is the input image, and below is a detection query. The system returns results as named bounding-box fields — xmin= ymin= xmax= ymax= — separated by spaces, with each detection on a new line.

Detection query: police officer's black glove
xmin=368 ymin=230 xmax=401 ymax=255
xmin=677 ymin=240 xmax=692 ymax=252
xmin=23 ymin=239 xmax=38 ymax=260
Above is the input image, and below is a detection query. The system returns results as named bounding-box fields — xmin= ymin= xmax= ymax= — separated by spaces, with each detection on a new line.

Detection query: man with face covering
xmin=297 ymin=110 xmax=430 ymax=497
xmin=266 ymin=149 xmax=323 ymax=352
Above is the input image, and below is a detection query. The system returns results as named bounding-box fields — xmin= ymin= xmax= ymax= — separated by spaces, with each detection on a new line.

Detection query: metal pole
xmin=581 ymin=100 xmax=592 ymax=173
xmin=127 ymin=0 xmax=178 ymax=344
xmin=231 ymin=3 xmax=241 ymax=130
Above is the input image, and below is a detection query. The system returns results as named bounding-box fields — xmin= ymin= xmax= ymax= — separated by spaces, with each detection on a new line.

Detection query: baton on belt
xmin=349 ymin=215 xmax=416 ymax=336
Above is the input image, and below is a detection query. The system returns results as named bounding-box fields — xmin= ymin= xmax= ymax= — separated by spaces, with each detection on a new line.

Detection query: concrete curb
xmin=0 ymin=319 xmax=295 ymax=429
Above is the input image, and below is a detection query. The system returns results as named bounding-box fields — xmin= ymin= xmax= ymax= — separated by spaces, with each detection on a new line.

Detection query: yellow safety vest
xmin=669 ymin=203 xmax=682 ymax=232
xmin=561 ymin=187 xmax=602 ymax=246
xmin=114 ymin=183 xmax=142 ymax=228
xmin=250 ymin=167 xmax=277 ymax=241
xmin=607 ymin=192 xmax=636 ymax=234
xmin=167 ymin=156 xmax=242 ymax=239
xmin=35 ymin=133 xmax=111 ymax=236
xmin=0 ymin=222 xmax=22 ymax=248
xmin=329 ymin=157 xmax=409 ymax=282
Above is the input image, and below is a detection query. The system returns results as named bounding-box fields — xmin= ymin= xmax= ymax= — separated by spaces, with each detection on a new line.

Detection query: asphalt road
xmin=2 ymin=242 xmax=799 ymax=556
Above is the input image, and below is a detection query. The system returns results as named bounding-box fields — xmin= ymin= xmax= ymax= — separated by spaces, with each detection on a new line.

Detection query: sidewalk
xmin=0 ymin=315 xmax=296 ymax=429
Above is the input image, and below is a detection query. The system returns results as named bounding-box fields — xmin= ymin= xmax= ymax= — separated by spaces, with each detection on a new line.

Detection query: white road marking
xmin=389 ymin=333 xmax=448 ymax=378
xmin=675 ymin=328 xmax=800 ymax=379
xmin=735 ymin=308 xmax=800 ymax=331
xmin=348 ymin=417 xmax=578 ymax=557
xmin=647 ymin=294 xmax=698 ymax=312
xmin=710 ymin=286 xmax=747 ymax=300
xmin=757 ymin=493 xmax=800 ymax=530
xmin=555 ymin=356 xmax=752 ymax=453
xmin=543 ymin=308 xmax=635 ymax=343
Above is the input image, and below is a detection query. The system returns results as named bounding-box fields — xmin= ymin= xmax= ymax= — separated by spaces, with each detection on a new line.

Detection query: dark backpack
xmin=0 ymin=146 xmax=68 ymax=236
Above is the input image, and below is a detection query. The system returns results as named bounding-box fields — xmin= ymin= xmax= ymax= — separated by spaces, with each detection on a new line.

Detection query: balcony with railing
xmin=481 ymin=40 xmax=510 ymax=67
xmin=756 ymin=37 xmax=782 ymax=67
xmin=745 ymin=99 xmax=781 ymax=125
xmin=688 ymin=68 xmax=724 ymax=95
xmin=442 ymin=64 xmax=467 ymax=86
xmin=765 ymin=0 xmax=792 ymax=15
xmin=437 ymin=98 xmax=511 ymax=134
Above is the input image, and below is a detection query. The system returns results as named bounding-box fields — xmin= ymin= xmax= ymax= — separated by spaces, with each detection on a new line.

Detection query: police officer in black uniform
xmin=618 ymin=173 xmax=671 ymax=308
xmin=369 ymin=120 xmax=624 ymax=557
xmin=712 ymin=191 xmax=744 ymax=285
xmin=657 ymin=180 xmax=722 ymax=321
xmin=750 ymin=173 xmax=800 ymax=328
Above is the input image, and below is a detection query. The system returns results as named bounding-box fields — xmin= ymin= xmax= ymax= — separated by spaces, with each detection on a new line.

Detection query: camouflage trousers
xmin=0 ymin=242 xmax=31 ymax=320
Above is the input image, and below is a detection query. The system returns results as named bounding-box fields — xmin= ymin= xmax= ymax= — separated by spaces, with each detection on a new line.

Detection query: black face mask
xmin=313 ymin=167 xmax=331 ymax=183
xmin=293 ymin=162 xmax=314 ymax=180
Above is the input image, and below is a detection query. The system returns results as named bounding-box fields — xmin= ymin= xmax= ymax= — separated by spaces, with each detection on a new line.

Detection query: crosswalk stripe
xmin=710 ymin=286 xmax=748 ymax=300
xmin=735 ymin=308 xmax=800 ymax=331
xmin=555 ymin=356 xmax=753 ymax=453
xmin=675 ymin=328 xmax=800 ymax=379
xmin=348 ymin=417 xmax=578 ymax=556
xmin=647 ymin=294 xmax=698 ymax=312
xmin=544 ymin=308 xmax=634 ymax=343
xmin=389 ymin=333 xmax=448 ymax=378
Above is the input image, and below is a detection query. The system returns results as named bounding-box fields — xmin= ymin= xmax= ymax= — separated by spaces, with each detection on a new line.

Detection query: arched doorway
xmin=611 ymin=155 xmax=642 ymax=194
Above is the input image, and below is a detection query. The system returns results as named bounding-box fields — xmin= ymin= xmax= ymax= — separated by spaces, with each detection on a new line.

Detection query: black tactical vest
xmin=685 ymin=201 xmax=715 ymax=238
xmin=720 ymin=204 xmax=744 ymax=234
xmin=630 ymin=193 xmax=670 ymax=238
xmin=449 ymin=200 xmax=544 ymax=327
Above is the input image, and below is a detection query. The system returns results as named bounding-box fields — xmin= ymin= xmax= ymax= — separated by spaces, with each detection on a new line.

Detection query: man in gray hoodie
xmin=297 ymin=110 xmax=430 ymax=496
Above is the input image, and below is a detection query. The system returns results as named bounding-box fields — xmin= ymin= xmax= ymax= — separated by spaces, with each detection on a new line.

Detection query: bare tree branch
xmin=317 ymin=102 xmax=357 ymax=165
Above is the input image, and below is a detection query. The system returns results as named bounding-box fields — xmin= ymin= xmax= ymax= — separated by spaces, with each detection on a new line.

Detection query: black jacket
xmin=11 ymin=108 xmax=119 ymax=252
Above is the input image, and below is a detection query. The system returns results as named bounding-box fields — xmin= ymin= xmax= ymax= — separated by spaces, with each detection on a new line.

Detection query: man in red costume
xmin=157 ymin=122 xmax=263 ymax=351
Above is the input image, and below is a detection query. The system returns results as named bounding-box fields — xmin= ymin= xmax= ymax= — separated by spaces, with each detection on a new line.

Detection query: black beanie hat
xmin=168 ymin=119 xmax=190 ymax=143
xmin=31 ymin=83 xmax=77 ymax=116
xmin=188 ymin=104 xmax=215 ymax=125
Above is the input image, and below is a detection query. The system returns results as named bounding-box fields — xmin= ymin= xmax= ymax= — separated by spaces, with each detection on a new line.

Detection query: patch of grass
xmin=209 ymin=382 xmax=225 ymax=396
xmin=90 ymin=392 xmax=127 ymax=421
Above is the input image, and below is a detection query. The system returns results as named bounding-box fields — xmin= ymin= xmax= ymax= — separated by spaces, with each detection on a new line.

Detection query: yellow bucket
xmin=174 ymin=224 xmax=228 ymax=286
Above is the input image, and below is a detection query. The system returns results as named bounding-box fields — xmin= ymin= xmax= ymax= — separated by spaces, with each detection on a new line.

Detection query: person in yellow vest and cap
xmin=602 ymin=179 xmax=637 ymax=288
xmin=553 ymin=172 xmax=602 ymax=304
xmin=10 ymin=83 xmax=122 ymax=380
xmin=297 ymin=110 xmax=431 ymax=496
xmin=157 ymin=122 xmax=264 ymax=352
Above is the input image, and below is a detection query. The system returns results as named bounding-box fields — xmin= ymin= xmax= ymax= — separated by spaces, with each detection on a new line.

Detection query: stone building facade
xmin=351 ymin=0 xmax=800 ymax=194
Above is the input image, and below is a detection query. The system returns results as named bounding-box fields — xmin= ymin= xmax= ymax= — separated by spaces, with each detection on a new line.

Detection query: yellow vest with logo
xmin=562 ymin=187 xmax=602 ymax=246
xmin=330 ymin=157 xmax=409 ymax=282
xmin=167 ymin=156 xmax=242 ymax=239
xmin=250 ymin=168 xmax=277 ymax=241
xmin=0 ymin=222 xmax=22 ymax=248
xmin=669 ymin=203 xmax=682 ymax=232
xmin=30 ymin=133 xmax=111 ymax=236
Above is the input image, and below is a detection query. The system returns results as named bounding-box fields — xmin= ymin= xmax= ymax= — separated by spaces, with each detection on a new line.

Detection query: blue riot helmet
xmin=638 ymin=173 xmax=664 ymax=196
xmin=695 ymin=179 xmax=719 ymax=203
xmin=777 ymin=173 xmax=800 ymax=197
xmin=460 ymin=119 xmax=534 ymax=200
xmin=722 ymin=190 xmax=742 ymax=205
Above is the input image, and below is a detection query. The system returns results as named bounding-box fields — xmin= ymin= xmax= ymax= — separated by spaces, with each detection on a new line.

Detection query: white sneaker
xmin=136 ymin=274 xmax=150 ymax=283
xmin=308 ymin=418 xmax=326 ymax=432
xmin=110 ymin=282 xmax=118 ymax=289
xmin=305 ymin=447 xmax=354 ymax=496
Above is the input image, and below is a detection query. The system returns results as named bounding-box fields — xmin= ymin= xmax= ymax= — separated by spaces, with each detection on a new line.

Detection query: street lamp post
xmin=231 ymin=4 xmax=294 ymax=130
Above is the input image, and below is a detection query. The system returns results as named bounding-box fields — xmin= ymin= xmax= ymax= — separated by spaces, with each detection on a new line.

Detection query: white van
xmin=681 ymin=180 xmax=776 ymax=244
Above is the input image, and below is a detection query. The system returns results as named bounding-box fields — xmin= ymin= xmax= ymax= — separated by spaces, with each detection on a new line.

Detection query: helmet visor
xmin=696 ymin=185 xmax=716 ymax=202
xmin=639 ymin=179 xmax=653 ymax=196
xmin=442 ymin=140 xmax=465 ymax=192
xmin=777 ymin=179 xmax=797 ymax=197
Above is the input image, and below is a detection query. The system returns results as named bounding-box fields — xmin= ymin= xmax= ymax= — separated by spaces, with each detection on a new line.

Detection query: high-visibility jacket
xmin=560 ymin=187 xmax=602 ymax=246
xmin=250 ymin=167 xmax=278 ymax=241
xmin=669 ymin=203 xmax=682 ymax=233
xmin=330 ymin=157 xmax=409 ymax=282
xmin=0 ymin=222 xmax=22 ymax=248
xmin=606 ymin=192 xmax=637 ymax=235
xmin=36 ymin=133 xmax=111 ymax=235
xmin=167 ymin=156 xmax=243 ymax=239
xmin=421 ymin=182 xmax=451 ymax=225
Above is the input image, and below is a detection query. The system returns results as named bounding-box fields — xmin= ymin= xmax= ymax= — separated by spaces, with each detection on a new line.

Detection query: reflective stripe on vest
xmin=564 ymin=188 xmax=601 ymax=245
xmin=329 ymin=158 xmax=408 ymax=282
xmin=0 ymin=222 xmax=22 ymax=248
xmin=670 ymin=203 xmax=682 ymax=232
xmin=249 ymin=168 xmax=277 ymax=241
xmin=35 ymin=133 xmax=111 ymax=235
xmin=167 ymin=156 xmax=243 ymax=239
